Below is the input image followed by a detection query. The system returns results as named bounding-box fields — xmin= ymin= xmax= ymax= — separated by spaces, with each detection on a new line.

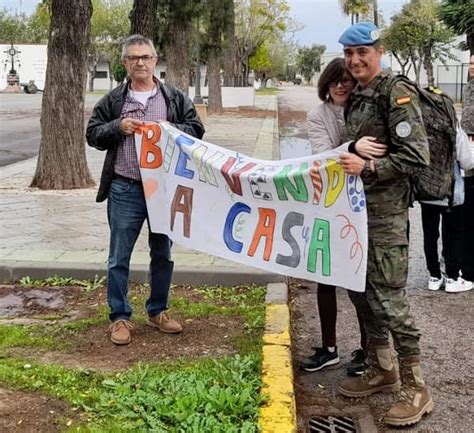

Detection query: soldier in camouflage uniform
xmin=336 ymin=22 xmax=434 ymax=427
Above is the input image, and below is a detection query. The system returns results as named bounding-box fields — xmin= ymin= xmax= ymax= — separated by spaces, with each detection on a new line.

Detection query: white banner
xmin=135 ymin=122 xmax=368 ymax=292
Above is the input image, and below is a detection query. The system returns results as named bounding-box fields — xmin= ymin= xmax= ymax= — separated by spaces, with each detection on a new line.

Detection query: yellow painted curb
xmin=259 ymin=303 xmax=297 ymax=433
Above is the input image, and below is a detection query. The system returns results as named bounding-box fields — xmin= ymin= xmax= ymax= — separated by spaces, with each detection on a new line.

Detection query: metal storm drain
xmin=308 ymin=415 xmax=357 ymax=433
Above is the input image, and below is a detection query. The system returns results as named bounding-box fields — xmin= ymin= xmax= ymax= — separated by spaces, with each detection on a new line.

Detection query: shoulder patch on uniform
xmin=395 ymin=121 xmax=412 ymax=138
xmin=396 ymin=96 xmax=411 ymax=106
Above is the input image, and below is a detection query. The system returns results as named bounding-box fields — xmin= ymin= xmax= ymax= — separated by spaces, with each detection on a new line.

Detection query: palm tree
xmin=339 ymin=0 xmax=371 ymax=24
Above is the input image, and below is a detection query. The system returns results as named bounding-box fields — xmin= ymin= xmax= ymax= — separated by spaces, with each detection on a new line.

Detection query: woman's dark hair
xmin=317 ymin=57 xmax=355 ymax=101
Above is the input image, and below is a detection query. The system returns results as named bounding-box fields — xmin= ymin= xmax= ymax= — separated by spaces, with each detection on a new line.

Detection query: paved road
xmin=0 ymin=93 xmax=102 ymax=167
xmin=277 ymin=83 xmax=319 ymax=159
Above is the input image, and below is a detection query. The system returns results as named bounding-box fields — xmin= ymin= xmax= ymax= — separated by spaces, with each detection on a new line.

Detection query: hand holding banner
xmin=135 ymin=122 xmax=368 ymax=292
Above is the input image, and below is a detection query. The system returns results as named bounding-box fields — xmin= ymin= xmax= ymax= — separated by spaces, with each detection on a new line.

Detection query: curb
xmin=259 ymin=281 xmax=297 ymax=433
xmin=0 ymin=260 xmax=284 ymax=286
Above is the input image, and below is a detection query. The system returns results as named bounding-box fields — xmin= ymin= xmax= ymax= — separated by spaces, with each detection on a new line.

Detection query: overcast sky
xmin=4 ymin=0 xmax=409 ymax=52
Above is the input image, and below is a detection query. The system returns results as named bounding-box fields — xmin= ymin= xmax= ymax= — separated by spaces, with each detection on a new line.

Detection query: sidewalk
xmin=0 ymin=95 xmax=283 ymax=285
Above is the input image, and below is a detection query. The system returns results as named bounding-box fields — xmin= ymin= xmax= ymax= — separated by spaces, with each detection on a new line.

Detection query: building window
xmin=160 ymin=71 xmax=166 ymax=79
xmin=94 ymin=71 xmax=108 ymax=79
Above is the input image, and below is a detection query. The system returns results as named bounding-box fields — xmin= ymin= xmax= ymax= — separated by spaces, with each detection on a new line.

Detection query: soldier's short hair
xmin=317 ymin=58 xmax=356 ymax=101
xmin=121 ymin=35 xmax=158 ymax=60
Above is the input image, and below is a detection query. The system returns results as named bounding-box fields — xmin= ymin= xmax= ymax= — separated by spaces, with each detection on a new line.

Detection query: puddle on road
xmin=279 ymin=124 xmax=311 ymax=159
xmin=280 ymin=137 xmax=311 ymax=159
xmin=0 ymin=289 xmax=65 ymax=317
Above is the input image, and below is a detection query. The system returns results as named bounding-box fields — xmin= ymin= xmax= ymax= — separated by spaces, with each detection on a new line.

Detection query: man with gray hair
xmin=86 ymin=35 xmax=204 ymax=345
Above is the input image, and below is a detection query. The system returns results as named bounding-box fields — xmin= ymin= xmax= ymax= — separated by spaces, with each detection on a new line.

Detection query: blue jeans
xmin=107 ymin=179 xmax=174 ymax=321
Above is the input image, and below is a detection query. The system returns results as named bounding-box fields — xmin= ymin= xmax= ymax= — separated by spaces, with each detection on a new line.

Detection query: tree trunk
xmin=373 ymin=0 xmax=378 ymax=26
xmin=422 ymin=46 xmax=435 ymax=87
xmin=108 ymin=62 xmax=114 ymax=89
xmin=165 ymin=21 xmax=192 ymax=94
xmin=222 ymin=0 xmax=235 ymax=86
xmin=31 ymin=0 xmax=94 ymax=190
xmin=207 ymin=51 xmax=222 ymax=114
xmin=410 ymin=54 xmax=422 ymax=86
xmin=87 ymin=61 xmax=97 ymax=93
xmin=129 ymin=0 xmax=158 ymax=40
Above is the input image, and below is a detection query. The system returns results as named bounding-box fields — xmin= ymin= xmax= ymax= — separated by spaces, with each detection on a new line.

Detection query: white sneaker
xmin=428 ymin=276 xmax=444 ymax=291
xmin=455 ymin=277 xmax=473 ymax=292
xmin=445 ymin=277 xmax=468 ymax=293
xmin=445 ymin=278 xmax=459 ymax=292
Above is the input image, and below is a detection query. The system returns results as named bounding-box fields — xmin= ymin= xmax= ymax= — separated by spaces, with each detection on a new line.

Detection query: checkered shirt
xmin=114 ymin=84 xmax=167 ymax=180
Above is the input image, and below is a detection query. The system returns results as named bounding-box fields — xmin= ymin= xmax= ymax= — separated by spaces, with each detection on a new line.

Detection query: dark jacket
xmin=86 ymin=79 xmax=205 ymax=202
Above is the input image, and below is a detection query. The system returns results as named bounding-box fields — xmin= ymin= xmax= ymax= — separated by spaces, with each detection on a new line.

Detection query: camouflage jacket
xmin=343 ymin=73 xmax=430 ymax=245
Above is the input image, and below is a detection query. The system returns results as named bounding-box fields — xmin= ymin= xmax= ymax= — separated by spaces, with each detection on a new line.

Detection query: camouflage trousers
xmin=349 ymin=244 xmax=421 ymax=357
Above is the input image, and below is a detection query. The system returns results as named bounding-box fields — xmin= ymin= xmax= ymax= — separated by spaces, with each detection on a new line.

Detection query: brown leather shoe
xmin=109 ymin=319 xmax=134 ymax=345
xmin=147 ymin=311 xmax=182 ymax=334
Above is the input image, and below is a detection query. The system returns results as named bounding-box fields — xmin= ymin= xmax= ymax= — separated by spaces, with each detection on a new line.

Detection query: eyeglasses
xmin=329 ymin=78 xmax=355 ymax=89
xmin=126 ymin=55 xmax=156 ymax=64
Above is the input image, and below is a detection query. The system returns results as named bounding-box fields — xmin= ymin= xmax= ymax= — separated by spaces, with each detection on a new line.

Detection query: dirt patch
xmin=9 ymin=314 xmax=244 ymax=372
xmin=278 ymin=109 xmax=307 ymax=126
xmin=2 ymin=283 xmax=251 ymax=371
xmin=0 ymin=387 xmax=74 ymax=433
xmin=0 ymin=109 xmax=42 ymax=120
xmin=213 ymin=107 xmax=275 ymax=118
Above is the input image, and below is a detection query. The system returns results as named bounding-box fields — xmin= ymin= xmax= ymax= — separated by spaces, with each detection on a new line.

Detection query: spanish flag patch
xmin=396 ymin=96 xmax=411 ymax=106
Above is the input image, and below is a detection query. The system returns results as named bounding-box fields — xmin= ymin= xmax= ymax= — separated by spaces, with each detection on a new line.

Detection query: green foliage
xmin=0 ymin=355 xmax=263 ymax=432
xmin=110 ymin=58 xmax=127 ymax=83
xmin=0 ymin=324 xmax=55 ymax=349
xmin=87 ymin=356 xmax=263 ymax=432
xmin=0 ymin=11 xmax=31 ymax=43
xmin=295 ymin=44 xmax=326 ymax=82
xmin=383 ymin=0 xmax=457 ymax=82
xmin=339 ymin=0 xmax=370 ymax=23
xmin=438 ymin=0 xmax=474 ymax=53
xmin=255 ymin=87 xmax=280 ymax=95
xmin=19 ymin=275 xmax=106 ymax=292
xmin=0 ymin=282 xmax=265 ymax=430
xmin=0 ymin=358 xmax=105 ymax=406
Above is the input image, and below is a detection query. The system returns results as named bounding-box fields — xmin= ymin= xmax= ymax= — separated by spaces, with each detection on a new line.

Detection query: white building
xmin=0 ymin=43 xmax=114 ymax=91
xmin=0 ymin=44 xmax=255 ymax=107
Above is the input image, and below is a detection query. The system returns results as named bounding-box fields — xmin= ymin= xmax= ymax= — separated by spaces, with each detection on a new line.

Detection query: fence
xmin=437 ymin=63 xmax=470 ymax=102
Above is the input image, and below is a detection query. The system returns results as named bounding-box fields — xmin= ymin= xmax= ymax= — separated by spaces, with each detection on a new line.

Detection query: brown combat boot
xmin=384 ymin=355 xmax=434 ymax=426
xmin=338 ymin=340 xmax=400 ymax=397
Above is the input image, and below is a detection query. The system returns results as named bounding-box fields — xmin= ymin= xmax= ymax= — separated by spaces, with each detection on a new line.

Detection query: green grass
xmin=0 ymin=324 xmax=56 ymax=349
xmin=255 ymin=87 xmax=280 ymax=95
xmin=19 ymin=275 xmax=106 ymax=293
xmin=1 ymin=284 xmax=266 ymax=432
xmin=0 ymin=351 xmax=264 ymax=432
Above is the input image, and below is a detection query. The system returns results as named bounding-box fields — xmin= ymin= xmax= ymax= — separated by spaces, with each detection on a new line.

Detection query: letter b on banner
xmin=139 ymin=124 xmax=162 ymax=169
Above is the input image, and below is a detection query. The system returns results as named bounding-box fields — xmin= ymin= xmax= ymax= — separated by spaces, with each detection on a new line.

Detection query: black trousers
xmin=420 ymin=203 xmax=464 ymax=279
xmin=461 ymin=177 xmax=474 ymax=281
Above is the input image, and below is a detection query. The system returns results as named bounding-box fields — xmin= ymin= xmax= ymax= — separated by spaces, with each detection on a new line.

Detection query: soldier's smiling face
xmin=343 ymin=44 xmax=384 ymax=86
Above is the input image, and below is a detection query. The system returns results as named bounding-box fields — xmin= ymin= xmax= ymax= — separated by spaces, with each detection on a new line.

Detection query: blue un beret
xmin=338 ymin=22 xmax=381 ymax=46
